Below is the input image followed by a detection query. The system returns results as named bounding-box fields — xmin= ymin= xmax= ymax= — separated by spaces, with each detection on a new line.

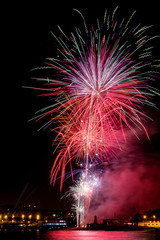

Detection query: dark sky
xmin=2 ymin=1 xmax=160 ymax=212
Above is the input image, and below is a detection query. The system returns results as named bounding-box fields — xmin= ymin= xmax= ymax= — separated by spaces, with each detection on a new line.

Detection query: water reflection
xmin=45 ymin=230 xmax=160 ymax=240
xmin=1 ymin=229 xmax=160 ymax=240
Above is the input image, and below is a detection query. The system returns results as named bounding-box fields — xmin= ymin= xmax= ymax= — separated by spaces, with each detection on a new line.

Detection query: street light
xmin=153 ymin=215 xmax=156 ymax=220
xmin=12 ymin=214 xmax=15 ymax=223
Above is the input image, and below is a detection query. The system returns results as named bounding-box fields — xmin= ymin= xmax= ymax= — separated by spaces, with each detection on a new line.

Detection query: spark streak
xmin=29 ymin=7 xmax=159 ymax=227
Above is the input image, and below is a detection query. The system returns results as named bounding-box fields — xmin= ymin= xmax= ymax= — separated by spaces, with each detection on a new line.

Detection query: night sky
xmin=2 ymin=1 xmax=160 ymax=214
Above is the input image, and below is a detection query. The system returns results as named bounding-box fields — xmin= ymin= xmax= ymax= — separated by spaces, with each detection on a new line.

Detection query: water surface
xmin=1 ymin=229 xmax=160 ymax=240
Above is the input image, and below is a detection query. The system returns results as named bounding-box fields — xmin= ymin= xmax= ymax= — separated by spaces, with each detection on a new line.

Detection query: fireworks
xmin=68 ymin=170 xmax=101 ymax=227
xmin=29 ymin=7 xmax=159 ymax=227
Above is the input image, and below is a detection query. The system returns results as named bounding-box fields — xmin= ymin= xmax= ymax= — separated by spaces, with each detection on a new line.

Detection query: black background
xmin=2 ymin=0 xmax=160 ymax=210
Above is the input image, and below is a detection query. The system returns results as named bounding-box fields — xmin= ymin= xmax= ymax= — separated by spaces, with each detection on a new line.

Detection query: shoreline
xmin=0 ymin=225 xmax=160 ymax=232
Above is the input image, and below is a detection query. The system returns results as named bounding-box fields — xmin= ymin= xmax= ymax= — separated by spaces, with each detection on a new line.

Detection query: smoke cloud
xmin=88 ymin=110 xmax=160 ymax=222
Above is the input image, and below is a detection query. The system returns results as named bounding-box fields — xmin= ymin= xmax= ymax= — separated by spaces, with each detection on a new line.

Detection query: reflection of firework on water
xmin=29 ymin=7 xmax=159 ymax=227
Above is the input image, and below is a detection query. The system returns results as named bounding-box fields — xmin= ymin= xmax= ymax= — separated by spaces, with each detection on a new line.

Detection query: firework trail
xmin=67 ymin=169 xmax=101 ymax=227
xmin=50 ymin=108 xmax=126 ymax=190
xmin=28 ymin=7 xmax=159 ymax=226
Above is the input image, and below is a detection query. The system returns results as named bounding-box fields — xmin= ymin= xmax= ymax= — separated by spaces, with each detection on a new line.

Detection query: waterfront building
xmin=138 ymin=211 xmax=160 ymax=228
xmin=138 ymin=220 xmax=160 ymax=228
xmin=0 ymin=205 xmax=76 ymax=229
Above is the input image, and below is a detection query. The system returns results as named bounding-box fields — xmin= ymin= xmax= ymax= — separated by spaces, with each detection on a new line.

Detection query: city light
xmin=0 ymin=206 xmax=160 ymax=230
